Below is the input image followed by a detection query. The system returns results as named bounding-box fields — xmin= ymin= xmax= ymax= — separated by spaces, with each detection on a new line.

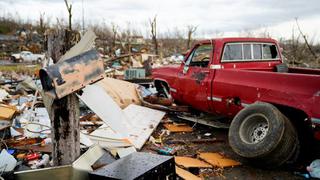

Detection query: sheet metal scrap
xmin=89 ymin=152 xmax=176 ymax=179
xmin=40 ymin=49 xmax=105 ymax=99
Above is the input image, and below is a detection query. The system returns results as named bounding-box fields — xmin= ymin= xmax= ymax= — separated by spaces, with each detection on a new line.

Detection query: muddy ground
xmin=142 ymin=114 xmax=319 ymax=180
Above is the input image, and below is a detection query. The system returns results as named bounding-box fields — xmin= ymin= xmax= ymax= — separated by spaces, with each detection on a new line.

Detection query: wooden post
xmin=46 ymin=29 xmax=80 ymax=165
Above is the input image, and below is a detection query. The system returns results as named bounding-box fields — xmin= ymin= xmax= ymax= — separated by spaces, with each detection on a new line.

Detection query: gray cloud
xmin=0 ymin=0 xmax=319 ymax=40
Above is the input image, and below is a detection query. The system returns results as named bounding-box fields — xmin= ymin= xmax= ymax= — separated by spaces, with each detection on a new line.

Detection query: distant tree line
xmin=0 ymin=11 xmax=319 ymax=68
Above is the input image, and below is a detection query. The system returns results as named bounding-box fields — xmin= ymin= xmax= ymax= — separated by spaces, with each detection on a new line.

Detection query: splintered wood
xmin=163 ymin=123 xmax=193 ymax=132
xmin=175 ymin=156 xmax=212 ymax=168
xmin=175 ymin=166 xmax=202 ymax=180
xmin=199 ymin=153 xmax=241 ymax=168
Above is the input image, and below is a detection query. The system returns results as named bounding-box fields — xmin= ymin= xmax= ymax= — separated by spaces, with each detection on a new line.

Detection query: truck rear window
xmin=222 ymin=43 xmax=279 ymax=62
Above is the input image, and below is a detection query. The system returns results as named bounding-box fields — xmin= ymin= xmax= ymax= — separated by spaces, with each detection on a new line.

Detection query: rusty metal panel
xmin=40 ymin=49 xmax=105 ymax=99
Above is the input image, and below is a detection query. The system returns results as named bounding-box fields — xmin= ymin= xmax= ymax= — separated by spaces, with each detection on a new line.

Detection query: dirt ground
xmin=142 ymin=114 xmax=319 ymax=180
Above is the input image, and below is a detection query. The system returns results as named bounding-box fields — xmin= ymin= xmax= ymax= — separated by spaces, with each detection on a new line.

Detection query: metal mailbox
xmin=40 ymin=49 xmax=105 ymax=99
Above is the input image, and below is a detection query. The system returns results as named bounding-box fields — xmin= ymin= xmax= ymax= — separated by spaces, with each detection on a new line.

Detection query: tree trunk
xmin=50 ymin=94 xmax=80 ymax=165
xmin=46 ymin=29 xmax=80 ymax=166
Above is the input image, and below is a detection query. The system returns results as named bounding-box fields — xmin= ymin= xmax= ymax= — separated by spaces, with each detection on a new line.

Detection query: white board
xmin=124 ymin=104 xmax=165 ymax=150
xmin=77 ymin=84 xmax=130 ymax=138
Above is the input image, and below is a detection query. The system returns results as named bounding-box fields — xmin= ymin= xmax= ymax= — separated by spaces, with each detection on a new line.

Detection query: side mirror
xmin=40 ymin=49 xmax=105 ymax=99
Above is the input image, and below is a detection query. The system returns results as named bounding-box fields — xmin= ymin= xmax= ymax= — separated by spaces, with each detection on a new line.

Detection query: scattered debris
xmin=166 ymin=138 xmax=224 ymax=144
xmin=149 ymin=145 xmax=177 ymax=155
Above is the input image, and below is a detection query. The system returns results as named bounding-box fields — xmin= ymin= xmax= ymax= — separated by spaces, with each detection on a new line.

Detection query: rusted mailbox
xmin=40 ymin=49 xmax=105 ymax=99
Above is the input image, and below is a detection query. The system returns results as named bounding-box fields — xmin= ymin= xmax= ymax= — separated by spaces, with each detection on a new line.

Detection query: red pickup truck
xmin=152 ymin=37 xmax=320 ymax=167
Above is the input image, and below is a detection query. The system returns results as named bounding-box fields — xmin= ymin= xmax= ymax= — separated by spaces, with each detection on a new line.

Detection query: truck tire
xmin=228 ymin=102 xmax=299 ymax=167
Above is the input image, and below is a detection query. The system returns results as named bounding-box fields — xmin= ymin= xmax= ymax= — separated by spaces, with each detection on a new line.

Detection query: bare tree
xmin=111 ymin=22 xmax=118 ymax=49
xmin=64 ymin=0 xmax=72 ymax=30
xmin=149 ymin=15 xmax=158 ymax=55
xmin=39 ymin=12 xmax=45 ymax=34
xmin=295 ymin=18 xmax=318 ymax=61
xmin=187 ymin=25 xmax=197 ymax=49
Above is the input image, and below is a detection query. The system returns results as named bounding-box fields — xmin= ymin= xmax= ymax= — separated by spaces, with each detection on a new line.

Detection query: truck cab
xmin=155 ymin=38 xmax=283 ymax=114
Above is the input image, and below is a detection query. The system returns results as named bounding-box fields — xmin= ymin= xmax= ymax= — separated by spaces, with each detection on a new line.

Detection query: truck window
xmin=253 ymin=44 xmax=262 ymax=59
xmin=186 ymin=44 xmax=213 ymax=67
xmin=243 ymin=44 xmax=251 ymax=59
xmin=262 ymin=44 xmax=278 ymax=59
xmin=222 ymin=44 xmax=242 ymax=60
xmin=222 ymin=42 xmax=279 ymax=62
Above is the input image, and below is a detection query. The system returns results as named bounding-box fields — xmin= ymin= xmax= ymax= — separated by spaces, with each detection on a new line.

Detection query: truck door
xmin=177 ymin=44 xmax=213 ymax=112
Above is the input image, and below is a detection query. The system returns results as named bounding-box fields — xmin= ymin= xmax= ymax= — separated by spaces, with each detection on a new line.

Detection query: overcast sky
xmin=1 ymin=0 xmax=320 ymax=41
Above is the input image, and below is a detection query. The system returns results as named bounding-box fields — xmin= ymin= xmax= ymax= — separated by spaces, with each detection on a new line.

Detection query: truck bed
xmin=212 ymin=68 xmax=320 ymax=119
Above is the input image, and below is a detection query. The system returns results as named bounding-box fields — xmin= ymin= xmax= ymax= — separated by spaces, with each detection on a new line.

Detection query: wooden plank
xmin=198 ymin=153 xmax=241 ymax=168
xmin=175 ymin=166 xmax=201 ymax=180
xmin=175 ymin=156 xmax=212 ymax=168
xmin=163 ymin=123 xmax=193 ymax=132
xmin=0 ymin=105 xmax=16 ymax=120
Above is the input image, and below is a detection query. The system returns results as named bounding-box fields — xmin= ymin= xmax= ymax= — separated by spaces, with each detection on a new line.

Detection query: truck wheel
xmin=228 ymin=102 xmax=299 ymax=167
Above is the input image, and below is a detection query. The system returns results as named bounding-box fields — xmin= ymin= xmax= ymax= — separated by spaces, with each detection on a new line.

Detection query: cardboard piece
xmin=163 ymin=123 xmax=193 ymax=132
xmin=175 ymin=156 xmax=212 ymax=168
xmin=96 ymin=78 xmax=141 ymax=109
xmin=175 ymin=166 xmax=201 ymax=180
xmin=198 ymin=153 xmax=241 ymax=168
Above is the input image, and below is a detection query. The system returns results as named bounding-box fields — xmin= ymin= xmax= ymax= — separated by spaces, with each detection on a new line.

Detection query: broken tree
xmin=45 ymin=29 xmax=80 ymax=165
